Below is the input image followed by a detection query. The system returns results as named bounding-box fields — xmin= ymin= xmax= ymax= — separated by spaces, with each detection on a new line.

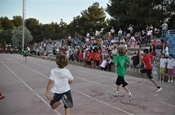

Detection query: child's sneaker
xmin=155 ymin=87 xmax=162 ymax=92
xmin=128 ymin=92 xmax=134 ymax=101
xmin=167 ymin=80 xmax=170 ymax=82
xmin=128 ymin=92 xmax=134 ymax=98
xmin=113 ymin=93 xmax=120 ymax=97
xmin=170 ymin=80 xmax=173 ymax=83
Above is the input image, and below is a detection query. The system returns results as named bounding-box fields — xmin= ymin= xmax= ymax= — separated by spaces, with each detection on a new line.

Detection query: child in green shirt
xmin=22 ymin=48 xmax=28 ymax=62
xmin=113 ymin=46 xmax=134 ymax=98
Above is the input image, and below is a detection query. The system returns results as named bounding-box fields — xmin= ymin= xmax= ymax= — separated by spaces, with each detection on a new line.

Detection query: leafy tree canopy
xmin=106 ymin=0 xmax=175 ymax=30
xmin=11 ymin=26 xmax=33 ymax=48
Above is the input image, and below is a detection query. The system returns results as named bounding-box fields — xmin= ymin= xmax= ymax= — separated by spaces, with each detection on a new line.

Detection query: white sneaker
xmin=171 ymin=80 xmax=173 ymax=83
xmin=168 ymin=80 xmax=170 ymax=82
xmin=155 ymin=87 xmax=162 ymax=92
xmin=128 ymin=92 xmax=134 ymax=98
xmin=113 ymin=93 xmax=120 ymax=97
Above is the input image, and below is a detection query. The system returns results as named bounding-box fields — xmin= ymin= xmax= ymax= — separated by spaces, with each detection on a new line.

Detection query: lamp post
xmin=22 ymin=0 xmax=26 ymax=51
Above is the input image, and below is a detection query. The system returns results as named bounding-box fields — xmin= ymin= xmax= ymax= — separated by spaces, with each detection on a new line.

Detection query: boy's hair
xmin=143 ymin=49 xmax=149 ymax=54
xmin=118 ymin=46 xmax=126 ymax=55
xmin=56 ymin=53 xmax=68 ymax=68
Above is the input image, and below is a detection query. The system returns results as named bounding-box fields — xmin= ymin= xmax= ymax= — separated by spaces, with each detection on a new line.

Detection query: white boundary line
xmin=6 ymin=55 xmax=175 ymax=108
xmin=6 ymin=57 xmax=135 ymax=115
xmin=0 ymin=61 xmax=61 ymax=115
xmin=7 ymin=56 xmax=175 ymax=108
xmin=17 ymin=57 xmax=175 ymax=108
xmin=73 ymin=89 xmax=134 ymax=115
xmin=5 ymin=55 xmax=175 ymax=109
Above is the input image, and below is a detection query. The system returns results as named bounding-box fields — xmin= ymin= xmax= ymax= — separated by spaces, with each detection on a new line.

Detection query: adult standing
xmin=161 ymin=21 xmax=168 ymax=38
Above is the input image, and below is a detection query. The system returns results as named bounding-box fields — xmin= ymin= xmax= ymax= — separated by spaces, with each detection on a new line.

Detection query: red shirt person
xmin=140 ymin=49 xmax=162 ymax=92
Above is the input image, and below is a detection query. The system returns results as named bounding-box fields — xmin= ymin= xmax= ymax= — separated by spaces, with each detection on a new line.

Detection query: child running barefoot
xmin=45 ymin=54 xmax=74 ymax=115
xmin=140 ymin=49 xmax=162 ymax=92
xmin=113 ymin=46 xmax=134 ymax=98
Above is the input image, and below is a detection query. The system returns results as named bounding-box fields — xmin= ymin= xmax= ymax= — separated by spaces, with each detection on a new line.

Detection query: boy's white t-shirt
xmin=50 ymin=68 xmax=74 ymax=94
xmin=167 ymin=58 xmax=175 ymax=69
xmin=100 ymin=60 xmax=107 ymax=68
xmin=159 ymin=58 xmax=167 ymax=67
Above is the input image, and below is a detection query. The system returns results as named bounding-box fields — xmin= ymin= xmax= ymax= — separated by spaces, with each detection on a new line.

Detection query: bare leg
xmin=116 ymin=85 xmax=120 ymax=92
xmin=51 ymin=101 xmax=61 ymax=109
xmin=123 ymin=86 xmax=130 ymax=93
xmin=160 ymin=73 xmax=164 ymax=81
xmin=65 ymin=108 xmax=71 ymax=115
xmin=150 ymin=79 xmax=159 ymax=87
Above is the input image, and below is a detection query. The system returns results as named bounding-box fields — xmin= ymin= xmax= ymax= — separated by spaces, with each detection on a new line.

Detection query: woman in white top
xmin=161 ymin=42 xmax=169 ymax=57
xmin=46 ymin=53 xmax=74 ymax=115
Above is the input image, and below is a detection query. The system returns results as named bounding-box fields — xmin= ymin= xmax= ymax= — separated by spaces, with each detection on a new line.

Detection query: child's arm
xmin=45 ymin=79 xmax=54 ymax=100
xmin=68 ymin=80 xmax=73 ymax=84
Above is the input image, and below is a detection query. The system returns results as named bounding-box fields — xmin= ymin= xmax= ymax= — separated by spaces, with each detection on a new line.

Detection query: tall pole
xmin=22 ymin=0 xmax=25 ymax=51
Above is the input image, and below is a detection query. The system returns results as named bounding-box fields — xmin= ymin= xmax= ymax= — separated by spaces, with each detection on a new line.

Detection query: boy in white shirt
xmin=46 ymin=54 xmax=74 ymax=115
xmin=167 ymin=54 xmax=174 ymax=83
xmin=159 ymin=53 xmax=167 ymax=82
xmin=100 ymin=57 xmax=108 ymax=71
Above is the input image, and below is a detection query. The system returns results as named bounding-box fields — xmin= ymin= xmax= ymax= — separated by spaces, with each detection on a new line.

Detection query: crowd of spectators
xmin=29 ymin=24 xmax=169 ymax=71
xmin=1 ymin=23 xmax=174 ymax=82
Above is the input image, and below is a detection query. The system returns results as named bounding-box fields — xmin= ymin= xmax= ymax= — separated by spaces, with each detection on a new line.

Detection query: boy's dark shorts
xmin=50 ymin=90 xmax=73 ymax=108
xmin=116 ymin=76 xmax=128 ymax=87
xmin=140 ymin=68 xmax=153 ymax=79
xmin=23 ymin=54 xmax=27 ymax=57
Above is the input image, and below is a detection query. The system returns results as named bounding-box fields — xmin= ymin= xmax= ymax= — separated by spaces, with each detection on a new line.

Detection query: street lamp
xmin=22 ymin=0 xmax=26 ymax=51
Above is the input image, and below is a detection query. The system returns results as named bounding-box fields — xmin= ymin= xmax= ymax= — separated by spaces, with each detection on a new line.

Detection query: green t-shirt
xmin=113 ymin=55 xmax=130 ymax=77
xmin=23 ymin=50 xmax=28 ymax=55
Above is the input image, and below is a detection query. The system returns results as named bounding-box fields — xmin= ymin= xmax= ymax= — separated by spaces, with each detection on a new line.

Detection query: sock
xmin=157 ymin=86 xmax=160 ymax=89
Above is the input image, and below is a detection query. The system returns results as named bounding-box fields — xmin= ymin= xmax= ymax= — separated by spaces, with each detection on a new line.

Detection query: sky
xmin=0 ymin=0 xmax=110 ymax=24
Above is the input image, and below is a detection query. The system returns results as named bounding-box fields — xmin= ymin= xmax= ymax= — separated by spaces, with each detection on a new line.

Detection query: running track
xmin=0 ymin=54 xmax=175 ymax=115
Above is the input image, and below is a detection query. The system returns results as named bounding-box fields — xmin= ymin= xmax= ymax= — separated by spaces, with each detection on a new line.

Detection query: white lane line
xmin=73 ymin=89 xmax=134 ymax=115
xmin=7 ymin=58 xmax=135 ymax=115
xmin=28 ymin=60 xmax=175 ymax=108
xmin=0 ymin=61 xmax=61 ymax=115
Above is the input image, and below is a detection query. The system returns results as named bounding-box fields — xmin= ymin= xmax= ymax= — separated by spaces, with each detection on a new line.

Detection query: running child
xmin=22 ymin=47 xmax=28 ymax=62
xmin=45 ymin=54 xmax=74 ymax=115
xmin=140 ymin=49 xmax=162 ymax=92
xmin=113 ymin=46 xmax=134 ymax=98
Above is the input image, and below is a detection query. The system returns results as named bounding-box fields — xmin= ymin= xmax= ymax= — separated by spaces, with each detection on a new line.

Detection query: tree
xmin=0 ymin=17 xmax=14 ymax=30
xmin=0 ymin=29 xmax=12 ymax=45
xmin=81 ymin=2 xmax=106 ymax=23
xmin=81 ymin=2 xmax=106 ymax=31
xmin=12 ymin=16 xmax=23 ymax=28
xmin=106 ymin=0 xmax=174 ymax=30
xmin=11 ymin=26 xmax=33 ymax=48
